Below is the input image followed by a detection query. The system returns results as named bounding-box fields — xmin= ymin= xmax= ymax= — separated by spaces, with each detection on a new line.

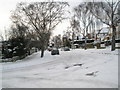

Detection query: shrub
xmin=2 ymin=36 xmax=29 ymax=60
xmin=85 ymin=43 xmax=94 ymax=48
xmin=82 ymin=43 xmax=94 ymax=49
xmin=95 ymin=43 xmax=101 ymax=49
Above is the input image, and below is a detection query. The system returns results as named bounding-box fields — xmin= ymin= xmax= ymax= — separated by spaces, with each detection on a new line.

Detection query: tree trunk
xmin=85 ymin=28 xmax=88 ymax=50
xmin=72 ymin=32 xmax=75 ymax=49
xmin=84 ymin=36 xmax=87 ymax=50
xmin=41 ymin=47 xmax=44 ymax=58
xmin=111 ymin=25 xmax=116 ymax=51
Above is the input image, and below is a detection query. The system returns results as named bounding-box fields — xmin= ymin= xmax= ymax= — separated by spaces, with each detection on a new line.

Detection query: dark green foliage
xmin=2 ymin=37 xmax=29 ymax=59
xmin=10 ymin=37 xmax=29 ymax=57
xmin=2 ymin=41 xmax=12 ymax=58
xmin=63 ymin=38 xmax=71 ymax=48
xmin=85 ymin=43 xmax=94 ymax=48
xmin=95 ymin=43 xmax=101 ymax=49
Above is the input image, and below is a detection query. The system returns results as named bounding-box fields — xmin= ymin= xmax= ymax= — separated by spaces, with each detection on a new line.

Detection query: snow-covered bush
xmin=2 ymin=37 xmax=29 ymax=60
xmin=10 ymin=37 xmax=29 ymax=58
xmin=2 ymin=41 xmax=13 ymax=59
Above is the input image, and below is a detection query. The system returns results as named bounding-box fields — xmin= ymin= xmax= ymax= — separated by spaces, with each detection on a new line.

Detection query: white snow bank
xmin=2 ymin=47 xmax=118 ymax=88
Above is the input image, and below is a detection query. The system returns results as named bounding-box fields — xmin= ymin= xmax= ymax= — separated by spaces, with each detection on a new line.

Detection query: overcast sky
xmin=0 ymin=0 xmax=83 ymax=40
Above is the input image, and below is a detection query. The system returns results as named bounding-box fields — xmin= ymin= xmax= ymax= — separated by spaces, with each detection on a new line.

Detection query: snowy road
xmin=2 ymin=48 xmax=118 ymax=88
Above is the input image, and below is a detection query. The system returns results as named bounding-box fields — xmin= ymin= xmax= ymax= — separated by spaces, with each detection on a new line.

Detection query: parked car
xmin=64 ymin=47 xmax=70 ymax=51
xmin=51 ymin=48 xmax=59 ymax=55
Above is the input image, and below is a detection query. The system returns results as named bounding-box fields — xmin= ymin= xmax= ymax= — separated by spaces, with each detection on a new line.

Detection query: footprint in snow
xmin=86 ymin=71 xmax=99 ymax=77
xmin=73 ymin=64 xmax=83 ymax=66
xmin=65 ymin=66 xmax=70 ymax=69
xmin=65 ymin=63 xmax=83 ymax=69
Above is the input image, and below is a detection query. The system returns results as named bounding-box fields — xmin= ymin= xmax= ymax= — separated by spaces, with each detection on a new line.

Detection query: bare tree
xmin=87 ymin=0 xmax=120 ymax=51
xmin=70 ymin=15 xmax=80 ymax=49
xmin=11 ymin=2 xmax=69 ymax=57
xmin=9 ymin=24 xmax=28 ymax=39
xmin=0 ymin=33 xmax=4 ymax=41
xmin=52 ymin=34 xmax=62 ymax=49
xmin=74 ymin=2 xmax=93 ymax=49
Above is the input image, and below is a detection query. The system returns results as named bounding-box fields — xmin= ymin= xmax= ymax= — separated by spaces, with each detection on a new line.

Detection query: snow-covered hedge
xmin=2 ymin=37 xmax=29 ymax=61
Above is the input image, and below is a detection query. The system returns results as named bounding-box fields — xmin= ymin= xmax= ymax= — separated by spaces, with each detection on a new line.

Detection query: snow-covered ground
xmin=1 ymin=47 xmax=119 ymax=88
